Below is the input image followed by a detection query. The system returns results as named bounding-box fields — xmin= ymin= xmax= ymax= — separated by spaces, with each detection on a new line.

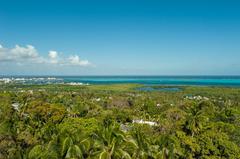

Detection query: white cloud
xmin=0 ymin=44 xmax=39 ymax=62
xmin=48 ymin=50 xmax=58 ymax=59
xmin=48 ymin=50 xmax=58 ymax=64
xmin=11 ymin=45 xmax=38 ymax=59
xmin=68 ymin=55 xmax=91 ymax=66
xmin=0 ymin=44 xmax=92 ymax=67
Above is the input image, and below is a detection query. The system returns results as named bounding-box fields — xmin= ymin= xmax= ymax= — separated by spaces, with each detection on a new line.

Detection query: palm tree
xmin=28 ymin=134 xmax=87 ymax=159
xmin=127 ymin=127 xmax=151 ymax=159
xmin=60 ymin=136 xmax=83 ymax=158
xmin=92 ymin=123 xmax=131 ymax=159
xmin=184 ymin=104 xmax=208 ymax=137
xmin=151 ymin=135 xmax=175 ymax=159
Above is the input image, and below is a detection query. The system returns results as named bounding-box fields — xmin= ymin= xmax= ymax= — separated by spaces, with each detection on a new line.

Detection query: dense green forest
xmin=0 ymin=84 xmax=240 ymax=159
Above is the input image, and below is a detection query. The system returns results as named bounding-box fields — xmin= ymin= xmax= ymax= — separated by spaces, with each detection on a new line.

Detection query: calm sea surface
xmin=2 ymin=76 xmax=240 ymax=86
xmin=58 ymin=76 xmax=240 ymax=86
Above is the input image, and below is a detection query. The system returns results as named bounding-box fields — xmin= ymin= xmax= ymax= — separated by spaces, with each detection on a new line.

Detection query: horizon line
xmin=1 ymin=75 xmax=240 ymax=77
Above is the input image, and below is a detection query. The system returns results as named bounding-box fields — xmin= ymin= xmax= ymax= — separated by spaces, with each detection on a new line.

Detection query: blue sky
xmin=1 ymin=0 xmax=240 ymax=75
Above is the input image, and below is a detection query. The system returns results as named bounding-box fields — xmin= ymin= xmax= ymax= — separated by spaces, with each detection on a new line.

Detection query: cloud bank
xmin=0 ymin=44 xmax=91 ymax=66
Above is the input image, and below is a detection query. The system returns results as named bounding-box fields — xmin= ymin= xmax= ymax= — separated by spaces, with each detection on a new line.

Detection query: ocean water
xmin=137 ymin=87 xmax=182 ymax=92
xmin=59 ymin=76 xmax=240 ymax=86
xmin=1 ymin=76 xmax=240 ymax=87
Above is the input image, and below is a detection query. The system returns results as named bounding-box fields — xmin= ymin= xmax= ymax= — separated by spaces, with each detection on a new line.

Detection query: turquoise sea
xmin=61 ymin=76 xmax=240 ymax=86
xmin=2 ymin=76 xmax=240 ymax=86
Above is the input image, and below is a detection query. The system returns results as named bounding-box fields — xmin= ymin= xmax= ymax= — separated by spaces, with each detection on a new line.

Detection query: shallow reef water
xmin=136 ymin=86 xmax=182 ymax=92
